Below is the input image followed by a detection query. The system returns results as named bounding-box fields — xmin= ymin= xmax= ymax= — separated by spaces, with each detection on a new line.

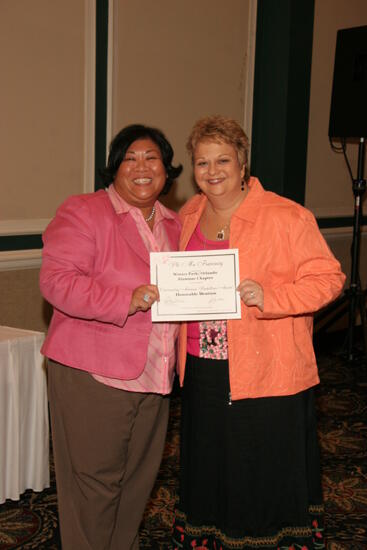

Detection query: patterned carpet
xmin=0 ymin=340 xmax=366 ymax=549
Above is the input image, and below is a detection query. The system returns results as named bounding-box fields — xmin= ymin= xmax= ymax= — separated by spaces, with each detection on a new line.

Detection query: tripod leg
xmin=347 ymin=290 xmax=357 ymax=360
xmin=358 ymin=291 xmax=367 ymax=358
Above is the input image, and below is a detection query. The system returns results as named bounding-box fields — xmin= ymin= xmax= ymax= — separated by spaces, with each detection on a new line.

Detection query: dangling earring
xmin=241 ymin=178 xmax=245 ymax=191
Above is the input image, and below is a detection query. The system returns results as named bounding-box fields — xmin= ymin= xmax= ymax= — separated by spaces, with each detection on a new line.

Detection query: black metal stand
xmin=315 ymin=137 xmax=367 ymax=361
xmin=346 ymin=138 xmax=367 ymax=360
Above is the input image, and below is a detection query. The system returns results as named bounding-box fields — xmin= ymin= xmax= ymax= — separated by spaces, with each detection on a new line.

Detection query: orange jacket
xmin=178 ymin=178 xmax=346 ymax=400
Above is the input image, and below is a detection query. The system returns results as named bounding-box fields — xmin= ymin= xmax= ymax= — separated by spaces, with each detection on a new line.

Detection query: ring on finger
xmin=143 ymin=293 xmax=150 ymax=303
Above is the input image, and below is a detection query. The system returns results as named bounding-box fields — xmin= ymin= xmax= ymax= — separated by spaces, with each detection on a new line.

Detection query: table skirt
xmin=0 ymin=326 xmax=50 ymax=503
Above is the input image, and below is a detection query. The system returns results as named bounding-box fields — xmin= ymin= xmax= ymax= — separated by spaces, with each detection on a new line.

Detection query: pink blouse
xmin=186 ymin=223 xmax=229 ymax=359
xmin=93 ymin=185 xmax=179 ymax=394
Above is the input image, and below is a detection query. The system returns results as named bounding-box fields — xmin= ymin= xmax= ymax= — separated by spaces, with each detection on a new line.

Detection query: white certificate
xmin=150 ymin=249 xmax=242 ymax=322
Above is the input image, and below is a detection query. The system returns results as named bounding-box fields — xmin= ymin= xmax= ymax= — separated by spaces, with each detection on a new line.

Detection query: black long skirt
xmin=172 ymin=354 xmax=325 ymax=549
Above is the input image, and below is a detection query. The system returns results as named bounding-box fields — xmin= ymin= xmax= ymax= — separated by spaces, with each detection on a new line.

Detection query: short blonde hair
xmin=186 ymin=115 xmax=250 ymax=181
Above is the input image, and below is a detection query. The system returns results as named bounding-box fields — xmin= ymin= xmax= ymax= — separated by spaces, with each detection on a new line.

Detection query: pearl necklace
xmin=144 ymin=205 xmax=156 ymax=222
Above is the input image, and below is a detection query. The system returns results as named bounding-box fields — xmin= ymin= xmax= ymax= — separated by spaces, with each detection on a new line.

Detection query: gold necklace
xmin=203 ymin=204 xmax=231 ymax=241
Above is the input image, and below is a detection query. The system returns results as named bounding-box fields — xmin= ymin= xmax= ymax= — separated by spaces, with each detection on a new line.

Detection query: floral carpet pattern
xmin=0 ymin=344 xmax=366 ymax=549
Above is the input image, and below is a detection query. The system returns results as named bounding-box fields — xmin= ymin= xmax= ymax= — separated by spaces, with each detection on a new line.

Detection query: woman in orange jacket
xmin=172 ymin=115 xmax=346 ymax=550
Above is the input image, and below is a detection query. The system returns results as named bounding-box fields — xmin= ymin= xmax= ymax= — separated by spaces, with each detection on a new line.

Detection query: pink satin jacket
xmin=40 ymin=190 xmax=181 ymax=380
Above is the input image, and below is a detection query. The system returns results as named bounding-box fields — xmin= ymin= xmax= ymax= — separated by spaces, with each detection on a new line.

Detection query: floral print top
xmin=186 ymin=223 xmax=229 ymax=360
xmin=199 ymin=320 xmax=228 ymax=359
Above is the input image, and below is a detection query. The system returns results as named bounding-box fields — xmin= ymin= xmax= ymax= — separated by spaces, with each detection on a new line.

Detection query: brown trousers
xmin=47 ymin=360 xmax=170 ymax=550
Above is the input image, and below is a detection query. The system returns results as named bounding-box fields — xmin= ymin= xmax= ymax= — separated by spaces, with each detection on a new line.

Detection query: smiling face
xmin=113 ymin=138 xmax=166 ymax=210
xmin=193 ymin=140 xmax=245 ymax=203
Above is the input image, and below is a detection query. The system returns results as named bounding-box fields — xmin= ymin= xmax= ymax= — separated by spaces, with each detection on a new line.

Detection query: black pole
xmin=347 ymin=137 xmax=366 ymax=360
xmin=94 ymin=0 xmax=109 ymax=191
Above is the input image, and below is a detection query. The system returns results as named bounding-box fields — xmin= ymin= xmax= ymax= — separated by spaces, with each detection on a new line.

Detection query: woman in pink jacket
xmin=40 ymin=124 xmax=182 ymax=550
xmin=172 ymin=116 xmax=346 ymax=550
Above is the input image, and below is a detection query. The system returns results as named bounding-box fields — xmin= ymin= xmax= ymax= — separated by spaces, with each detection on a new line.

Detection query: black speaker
xmin=329 ymin=25 xmax=367 ymax=138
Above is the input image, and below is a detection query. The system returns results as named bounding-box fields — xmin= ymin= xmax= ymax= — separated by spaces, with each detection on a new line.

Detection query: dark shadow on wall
xmin=42 ymin=299 xmax=53 ymax=329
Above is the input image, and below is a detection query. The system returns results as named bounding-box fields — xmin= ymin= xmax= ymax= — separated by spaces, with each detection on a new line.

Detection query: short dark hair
xmin=99 ymin=124 xmax=183 ymax=194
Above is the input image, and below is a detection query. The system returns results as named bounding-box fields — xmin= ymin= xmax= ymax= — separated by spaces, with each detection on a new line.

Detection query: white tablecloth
xmin=0 ymin=325 xmax=50 ymax=503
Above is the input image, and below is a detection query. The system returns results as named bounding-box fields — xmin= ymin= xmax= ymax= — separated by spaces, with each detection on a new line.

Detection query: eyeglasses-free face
xmin=113 ymin=138 xmax=166 ymax=210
